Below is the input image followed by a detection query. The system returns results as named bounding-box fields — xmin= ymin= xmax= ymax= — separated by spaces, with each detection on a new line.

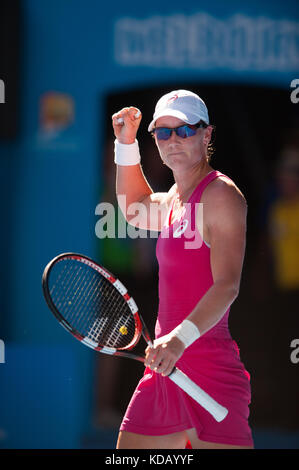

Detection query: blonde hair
xmin=206 ymin=125 xmax=215 ymax=163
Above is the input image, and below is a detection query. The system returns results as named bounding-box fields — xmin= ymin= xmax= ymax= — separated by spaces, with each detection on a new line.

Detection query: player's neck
xmin=174 ymin=164 xmax=213 ymax=202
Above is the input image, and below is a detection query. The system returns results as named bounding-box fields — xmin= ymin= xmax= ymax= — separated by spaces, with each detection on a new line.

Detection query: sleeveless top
xmin=155 ymin=170 xmax=233 ymax=341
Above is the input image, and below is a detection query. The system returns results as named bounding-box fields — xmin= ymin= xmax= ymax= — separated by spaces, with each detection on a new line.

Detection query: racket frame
xmin=42 ymin=252 xmax=145 ymax=360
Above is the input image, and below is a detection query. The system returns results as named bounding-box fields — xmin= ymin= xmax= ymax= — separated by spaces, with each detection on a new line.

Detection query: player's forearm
xmin=116 ymin=164 xmax=153 ymax=221
xmin=186 ymin=279 xmax=239 ymax=336
xmin=116 ymin=164 xmax=153 ymax=206
xmin=114 ymin=135 xmax=154 ymax=216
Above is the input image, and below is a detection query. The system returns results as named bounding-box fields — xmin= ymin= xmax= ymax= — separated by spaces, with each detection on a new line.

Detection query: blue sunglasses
xmin=152 ymin=121 xmax=208 ymax=141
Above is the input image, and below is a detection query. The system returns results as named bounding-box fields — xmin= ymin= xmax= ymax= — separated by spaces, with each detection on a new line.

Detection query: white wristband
xmin=114 ymin=139 xmax=141 ymax=166
xmin=172 ymin=320 xmax=200 ymax=348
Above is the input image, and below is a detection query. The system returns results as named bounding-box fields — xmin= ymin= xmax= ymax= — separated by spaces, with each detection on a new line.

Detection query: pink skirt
xmin=120 ymin=338 xmax=254 ymax=447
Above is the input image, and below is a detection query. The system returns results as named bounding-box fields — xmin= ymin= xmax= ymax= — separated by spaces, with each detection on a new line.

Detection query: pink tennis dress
xmin=120 ymin=170 xmax=254 ymax=447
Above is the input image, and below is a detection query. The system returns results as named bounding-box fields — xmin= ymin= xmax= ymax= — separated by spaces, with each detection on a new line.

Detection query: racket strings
xmin=49 ymin=259 xmax=136 ymax=348
xmin=52 ymin=262 xmax=107 ymax=333
xmin=52 ymin=264 xmax=135 ymax=347
xmin=52 ymin=263 xmax=95 ymax=331
xmin=88 ymin=311 xmax=133 ymax=347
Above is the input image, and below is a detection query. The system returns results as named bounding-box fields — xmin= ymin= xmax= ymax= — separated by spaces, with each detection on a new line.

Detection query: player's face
xmin=153 ymin=116 xmax=211 ymax=172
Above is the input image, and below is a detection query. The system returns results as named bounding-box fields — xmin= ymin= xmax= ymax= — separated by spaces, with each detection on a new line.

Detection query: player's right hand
xmin=112 ymin=107 xmax=142 ymax=145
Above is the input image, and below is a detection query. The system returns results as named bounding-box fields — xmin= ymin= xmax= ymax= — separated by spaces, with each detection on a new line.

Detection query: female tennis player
xmin=111 ymin=90 xmax=254 ymax=449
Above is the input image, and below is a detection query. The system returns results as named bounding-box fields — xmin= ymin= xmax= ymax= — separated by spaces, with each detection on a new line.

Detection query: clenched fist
xmin=112 ymin=107 xmax=142 ymax=145
xmin=144 ymin=334 xmax=185 ymax=377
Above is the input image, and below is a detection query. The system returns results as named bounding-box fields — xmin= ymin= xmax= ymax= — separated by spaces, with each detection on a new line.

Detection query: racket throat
xmin=82 ymin=337 xmax=117 ymax=355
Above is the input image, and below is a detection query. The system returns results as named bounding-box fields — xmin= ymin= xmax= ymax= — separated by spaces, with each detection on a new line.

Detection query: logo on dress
xmin=173 ymin=219 xmax=189 ymax=237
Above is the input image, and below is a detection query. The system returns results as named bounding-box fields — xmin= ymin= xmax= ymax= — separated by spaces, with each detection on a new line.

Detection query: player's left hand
xmin=144 ymin=333 xmax=185 ymax=376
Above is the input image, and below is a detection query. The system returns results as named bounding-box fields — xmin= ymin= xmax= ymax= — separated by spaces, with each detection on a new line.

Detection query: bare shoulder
xmin=202 ymin=175 xmax=247 ymax=227
xmin=139 ymin=183 xmax=176 ymax=231
xmin=203 ymin=175 xmax=247 ymax=206
xmin=165 ymin=183 xmax=177 ymax=204
xmin=150 ymin=183 xmax=177 ymax=207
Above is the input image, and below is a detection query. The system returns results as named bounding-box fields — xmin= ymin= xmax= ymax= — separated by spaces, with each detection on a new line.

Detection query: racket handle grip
xmin=169 ymin=368 xmax=228 ymax=422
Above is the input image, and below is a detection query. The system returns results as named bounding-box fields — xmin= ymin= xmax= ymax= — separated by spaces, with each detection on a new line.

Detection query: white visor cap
xmin=148 ymin=90 xmax=209 ymax=132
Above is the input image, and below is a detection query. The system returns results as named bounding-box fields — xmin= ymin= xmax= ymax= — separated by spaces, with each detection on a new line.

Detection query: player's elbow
xmin=215 ymin=278 xmax=240 ymax=302
xmin=228 ymin=282 xmax=240 ymax=302
xmin=231 ymin=283 xmax=240 ymax=300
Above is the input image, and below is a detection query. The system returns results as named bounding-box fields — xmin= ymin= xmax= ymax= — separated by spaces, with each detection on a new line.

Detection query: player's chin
xmin=163 ymin=153 xmax=189 ymax=168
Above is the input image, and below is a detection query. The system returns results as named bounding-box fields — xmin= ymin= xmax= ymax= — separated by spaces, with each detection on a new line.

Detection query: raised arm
xmin=112 ymin=106 xmax=173 ymax=231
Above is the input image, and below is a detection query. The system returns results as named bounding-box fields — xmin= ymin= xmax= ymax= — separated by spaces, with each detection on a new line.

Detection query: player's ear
xmin=152 ymin=132 xmax=159 ymax=148
xmin=203 ymin=126 xmax=212 ymax=146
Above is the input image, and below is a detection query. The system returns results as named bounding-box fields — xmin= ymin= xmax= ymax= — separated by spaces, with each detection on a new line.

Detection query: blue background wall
xmin=0 ymin=0 xmax=298 ymax=449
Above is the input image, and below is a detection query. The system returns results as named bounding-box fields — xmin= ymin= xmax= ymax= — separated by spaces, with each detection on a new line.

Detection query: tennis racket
xmin=42 ymin=252 xmax=228 ymax=422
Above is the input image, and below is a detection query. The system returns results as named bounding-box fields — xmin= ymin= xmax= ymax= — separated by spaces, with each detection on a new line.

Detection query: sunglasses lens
xmin=155 ymin=128 xmax=172 ymax=140
xmin=176 ymin=126 xmax=197 ymax=138
xmin=154 ymin=125 xmax=198 ymax=140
